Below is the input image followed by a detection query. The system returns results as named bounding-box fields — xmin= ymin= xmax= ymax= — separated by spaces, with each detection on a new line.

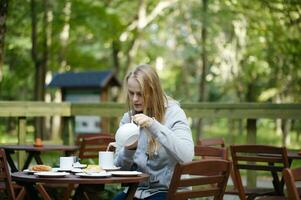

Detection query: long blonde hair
xmin=124 ymin=64 xmax=167 ymax=158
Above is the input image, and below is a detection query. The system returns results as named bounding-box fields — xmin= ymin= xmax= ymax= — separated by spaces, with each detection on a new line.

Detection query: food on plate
xmin=83 ymin=165 xmax=104 ymax=173
xmin=31 ymin=165 xmax=52 ymax=171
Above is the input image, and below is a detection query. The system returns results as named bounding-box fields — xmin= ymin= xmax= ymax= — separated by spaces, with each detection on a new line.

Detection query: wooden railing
xmin=2 ymin=101 xmax=301 ymax=118
xmin=1 ymin=101 xmax=301 ymax=144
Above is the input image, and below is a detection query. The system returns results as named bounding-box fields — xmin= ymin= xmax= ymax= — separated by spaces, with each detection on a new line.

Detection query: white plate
xmin=110 ymin=171 xmax=142 ymax=176
xmin=76 ymin=172 xmax=112 ymax=178
xmin=34 ymin=172 xmax=70 ymax=177
xmin=24 ymin=169 xmax=53 ymax=174
xmin=23 ymin=169 xmax=39 ymax=174
xmin=102 ymin=166 xmax=121 ymax=171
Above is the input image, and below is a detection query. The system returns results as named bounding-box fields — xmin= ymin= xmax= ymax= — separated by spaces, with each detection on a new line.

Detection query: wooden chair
xmin=197 ymin=137 xmax=225 ymax=147
xmin=196 ymin=137 xmax=239 ymax=193
xmin=167 ymin=159 xmax=231 ymax=200
xmin=230 ymin=144 xmax=289 ymax=200
xmin=0 ymin=148 xmax=26 ymax=200
xmin=75 ymin=133 xmax=112 ymax=146
xmin=1 ymin=148 xmax=70 ymax=200
xmin=75 ymin=135 xmax=115 ymax=200
xmin=196 ymin=138 xmax=228 ymax=161
xmin=78 ymin=135 xmax=115 ymax=160
xmin=283 ymin=167 xmax=301 ymax=200
xmin=194 ymin=145 xmax=227 ymax=160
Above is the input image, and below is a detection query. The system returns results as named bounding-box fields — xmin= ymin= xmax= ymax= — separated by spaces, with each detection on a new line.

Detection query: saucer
xmin=56 ymin=168 xmax=73 ymax=172
xmin=102 ymin=166 xmax=121 ymax=171
xmin=76 ymin=172 xmax=111 ymax=178
xmin=73 ymin=163 xmax=87 ymax=169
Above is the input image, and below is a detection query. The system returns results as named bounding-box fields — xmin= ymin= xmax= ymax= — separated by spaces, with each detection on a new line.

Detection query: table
xmin=257 ymin=149 xmax=301 ymax=195
xmin=0 ymin=144 xmax=79 ymax=172
xmin=288 ymin=150 xmax=301 ymax=163
xmin=12 ymin=171 xmax=149 ymax=200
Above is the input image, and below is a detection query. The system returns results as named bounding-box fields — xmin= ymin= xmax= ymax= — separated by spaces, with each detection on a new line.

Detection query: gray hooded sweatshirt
xmin=114 ymin=100 xmax=194 ymax=199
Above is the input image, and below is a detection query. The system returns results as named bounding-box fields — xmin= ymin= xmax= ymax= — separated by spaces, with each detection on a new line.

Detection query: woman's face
xmin=127 ymin=77 xmax=144 ymax=112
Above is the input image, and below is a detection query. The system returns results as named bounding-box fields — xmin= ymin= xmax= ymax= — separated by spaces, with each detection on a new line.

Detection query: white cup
xmin=115 ymin=122 xmax=139 ymax=147
xmin=60 ymin=157 xmax=74 ymax=170
xmin=99 ymin=151 xmax=114 ymax=169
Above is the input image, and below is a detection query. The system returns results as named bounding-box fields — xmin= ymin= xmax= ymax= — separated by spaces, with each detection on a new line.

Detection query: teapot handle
xmin=131 ymin=118 xmax=140 ymax=129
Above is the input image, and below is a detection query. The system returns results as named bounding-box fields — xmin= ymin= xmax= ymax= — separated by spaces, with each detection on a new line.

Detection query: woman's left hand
xmin=133 ymin=114 xmax=154 ymax=128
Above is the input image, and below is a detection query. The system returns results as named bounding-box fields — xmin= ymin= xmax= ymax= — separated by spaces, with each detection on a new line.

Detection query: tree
xmin=0 ymin=0 xmax=8 ymax=82
xmin=31 ymin=0 xmax=50 ymax=139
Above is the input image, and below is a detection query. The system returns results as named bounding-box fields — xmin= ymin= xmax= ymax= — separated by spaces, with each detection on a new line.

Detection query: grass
xmin=201 ymin=118 xmax=300 ymax=148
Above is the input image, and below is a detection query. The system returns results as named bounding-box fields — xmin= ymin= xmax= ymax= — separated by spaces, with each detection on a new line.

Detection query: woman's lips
xmin=134 ymin=104 xmax=142 ymax=110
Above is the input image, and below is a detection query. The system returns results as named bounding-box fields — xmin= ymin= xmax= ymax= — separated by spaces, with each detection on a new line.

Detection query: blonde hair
xmin=124 ymin=64 xmax=167 ymax=158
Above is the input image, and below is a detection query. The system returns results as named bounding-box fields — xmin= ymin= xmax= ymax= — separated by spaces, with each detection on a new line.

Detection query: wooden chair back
xmin=75 ymin=133 xmax=112 ymax=146
xmin=0 ymin=148 xmax=26 ymax=200
xmin=194 ymin=146 xmax=227 ymax=160
xmin=0 ymin=148 xmax=16 ymax=199
xmin=167 ymin=159 xmax=231 ymax=200
xmin=197 ymin=138 xmax=225 ymax=147
xmin=283 ymin=167 xmax=301 ymax=200
xmin=196 ymin=137 xmax=239 ymax=192
xmin=230 ymin=144 xmax=289 ymax=200
xmin=78 ymin=135 xmax=115 ymax=160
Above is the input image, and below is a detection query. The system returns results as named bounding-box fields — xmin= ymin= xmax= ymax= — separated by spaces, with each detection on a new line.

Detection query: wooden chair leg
xmin=36 ymin=184 xmax=52 ymax=200
xmin=230 ymin=163 xmax=239 ymax=190
xmin=63 ymin=184 xmax=76 ymax=200
xmin=16 ymin=187 xmax=26 ymax=200
xmin=83 ymin=192 xmax=90 ymax=200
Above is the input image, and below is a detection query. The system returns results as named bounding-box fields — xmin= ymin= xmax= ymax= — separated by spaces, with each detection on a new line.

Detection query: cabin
xmin=48 ymin=70 xmax=121 ymax=134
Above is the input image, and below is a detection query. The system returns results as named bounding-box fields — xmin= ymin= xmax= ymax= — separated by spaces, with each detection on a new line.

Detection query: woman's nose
xmin=133 ymin=94 xmax=139 ymax=101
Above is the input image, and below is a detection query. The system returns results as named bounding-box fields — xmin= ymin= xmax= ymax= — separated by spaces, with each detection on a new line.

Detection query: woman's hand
xmin=133 ymin=114 xmax=154 ymax=128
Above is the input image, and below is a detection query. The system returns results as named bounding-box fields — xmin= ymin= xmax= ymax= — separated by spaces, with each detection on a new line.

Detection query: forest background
xmin=0 ymin=0 xmax=301 ymax=148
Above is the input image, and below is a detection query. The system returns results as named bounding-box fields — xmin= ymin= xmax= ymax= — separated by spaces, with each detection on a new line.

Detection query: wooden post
xmin=17 ymin=117 xmax=26 ymax=169
xmin=100 ymin=87 xmax=109 ymax=133
xmin=62 ymin=116 xmax=74 ymax=145
xmin=246 ymin=118 xmax=257 ymax=188
xmin=228 ymin=119 xmax=235 ymax=144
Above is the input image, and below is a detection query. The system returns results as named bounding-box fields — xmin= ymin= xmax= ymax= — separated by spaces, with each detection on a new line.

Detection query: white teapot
xmin=115 ymin=121 xmax=140 ymax=147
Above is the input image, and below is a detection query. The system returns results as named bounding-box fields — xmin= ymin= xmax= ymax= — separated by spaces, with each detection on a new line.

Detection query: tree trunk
xmin=52 ymin=0 xmax=71 ymax=142
xmin=0 ymin=0 xmax=8 ymax=82
xmin=281 ymin=119 xmax=291 ymax=146
xmin=31 ymin=0 xmax=48 ymax=139
xmin=196 ymin=0 xmax=208 ymax=141
xmin=58 ymin=0 xmax=71 ymax=71
xmin=112 ymin=40 xmax=120 ymax=75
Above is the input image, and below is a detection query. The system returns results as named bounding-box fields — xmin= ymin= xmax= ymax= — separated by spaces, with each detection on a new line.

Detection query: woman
xmin=113 ymin=64 xmax=194 ymax=200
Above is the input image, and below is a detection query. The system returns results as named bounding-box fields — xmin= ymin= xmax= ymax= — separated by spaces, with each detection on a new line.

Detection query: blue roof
xmin=48 ymin=71 xmax=121 ymax=88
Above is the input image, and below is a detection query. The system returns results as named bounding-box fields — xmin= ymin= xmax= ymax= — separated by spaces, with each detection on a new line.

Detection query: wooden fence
xmin=1 ymin=101 xmax=301 ymax=144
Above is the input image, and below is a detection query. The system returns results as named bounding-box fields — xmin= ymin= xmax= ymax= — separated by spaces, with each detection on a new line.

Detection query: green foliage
xmin=1 ymin=0 xmax=301 ymax=103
